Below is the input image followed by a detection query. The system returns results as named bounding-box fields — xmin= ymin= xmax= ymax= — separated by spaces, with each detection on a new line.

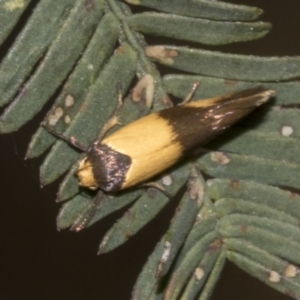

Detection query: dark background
xmin=0 ymin=1 xmax=299 ymax=299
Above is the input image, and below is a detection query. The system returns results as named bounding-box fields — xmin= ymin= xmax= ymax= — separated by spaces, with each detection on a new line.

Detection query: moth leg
xmin=41 ymin=123 xmax=88 ymax=152
xmin=180 ymin=82 xmax=201 ymax=105
xmin=142 ymin=182 xmax=172 ymax=199
xmin=70 ymin=190 xmax=104 ymax=232
xmin=97 ymin=85 xmax=124 ymax=141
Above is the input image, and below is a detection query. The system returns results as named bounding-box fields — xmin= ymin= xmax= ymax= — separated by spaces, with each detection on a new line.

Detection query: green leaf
xmin=124 ymin=0 xmax=263 ymax=21
xmin=146 ymin=46 xmax=300 ymax=81
xmin=180 ymin=248 xmax=222 ymax=300
xmin=205 ymin=179 xmax=300 ymax=298
xmin=56 ymin=193 xmax=92 ymax=230
xmin=164 ymin=231 xmax=220 ymax=300
xmin=214 ymin=198 xmax=299 ymax=226
xmin=207 ymin=179 xmax=300 ymax=220
xmin=196 ymin=251 xmax=227 ymax=300
xmin=198 ymin=152 xmax=300 ymax=189
xmin=98 ymin=163 xmax=191 ymax=253
xmin=226 ymin=243 xmax=300 ymax=299
xmin=163 ymin=74 xmax=300 ymax=105
xmin=240 ymin=106 xmax=300 ymax=138
xmin=56 ymin=160 xmax=82 ymax=202
xmin=209 ymin=129 xmax=300 ymax=164
xmin=157 ymin=168 xmax=206 ymax=276
xmin=0 ymin=0 xmax=105 ymax=132
xmin=26 ymin=12 xmax=120 ymax=158
xmin=219 ymin=218 xmax=300 ymax=265
xmin=132 ymin=241 xmax=167 ymax=300
xmin=0 ymin=0 xmax=75 ymax=107
xmin=0 ymin=0 xmax=31 ymax=44
xmin=127 ymin=13 xmax=270 ymax=45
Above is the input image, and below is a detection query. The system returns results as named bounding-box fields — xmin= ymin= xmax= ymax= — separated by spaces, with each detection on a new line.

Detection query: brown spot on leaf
xmin=175 ymin=206 xmax=182 ymax=213
xmin=85 ymin=0 xmax=95 ymax=10
xmin=147 ymin=188 xmax=158 ymax=199
xmin=240 ymin=224 xmax=248 ymax=234
xmin=287 ymin=191 xmax=296 ymax=199
xmin=125 ymin=209 xmax=135 ymax=221
xmin=285 ymin=290 xmax=296 ymax=298
xmin=79 ymin=101 xmax=87 ymax=112
xmin=230 ymin=180 xmax=240 ymax=189
xmin=224 ymin=79 xmax=238 ymax=86
xmin=207 ymin=238 xmax=222 ymax=252
xmin=115 ymin=44 xmax=126 ymax=54
xmin=124 ymin=231 xmax=132 ymax=239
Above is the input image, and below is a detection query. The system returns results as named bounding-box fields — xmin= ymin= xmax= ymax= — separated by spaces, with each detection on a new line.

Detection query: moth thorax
xmin=76 ymin=157 xmax=98 ymax=190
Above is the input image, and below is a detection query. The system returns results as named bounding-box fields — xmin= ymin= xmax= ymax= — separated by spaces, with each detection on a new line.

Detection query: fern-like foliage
xmin=0 ymin=0 xmax=300 ymax=299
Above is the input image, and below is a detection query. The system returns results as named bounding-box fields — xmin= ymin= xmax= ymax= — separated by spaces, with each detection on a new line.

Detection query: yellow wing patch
xmin=102 ymin=113 xmax=183 ymax=189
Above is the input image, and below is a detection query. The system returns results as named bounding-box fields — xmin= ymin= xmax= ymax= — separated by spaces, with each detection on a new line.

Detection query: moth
xmin=70 ymin=86 xmax=274 ymax=193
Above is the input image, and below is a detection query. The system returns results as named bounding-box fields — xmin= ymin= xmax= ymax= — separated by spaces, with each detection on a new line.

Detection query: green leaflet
xmin=160 ymin=168 xmax=206 ymax=275
xmin=208 ymin=129 xmax=300 ymax=164
xmin=180 ymin=248 xmax=222 ymax=300
xmin=56 ymin=193 xmax=92 ymax=230
xmin=146 ymin=46 xmax=300 ymax=81
xmin=0 ymin=0 xmax=105 ymax=133
xmin=207 ymin=178 xmax=300 ymax=220
xmin=0 ymin=0 xmax=31 ymax=44
xmin=132 ymin=216 xmax=219 ymax=299
xmin=57 ymin=188 xmax=142 ymax=230
xmin=227 ymin=246 xmax=300 ymax=298
xmin=98 ymin=163 xmax=192 ymax=253
xmin=26 ymin=12 xmax=120 ymax=159
xmin=56 ymin=160 xmax=82 ymax=202
xmin=219 ymin=218 xmax=300 ymax=265
xmin=163 ymin=74 xmax=300 ymax=106
xmin=132 ymin=241 xmax=167 ymax=300
xmin=164 ymin=231 xmax=220 ymax=300
xmin=127 ymin=12 xmax=270 ymax=45
xmin=124 ymin=0 xmax=263 ymax=21
xmin=240 ymin=106 xmax=300 ymax=138
xmin=198 ymin=152 xmax=300 ymax=189
xmin=0 ymin=0 xmax=75 ymax=108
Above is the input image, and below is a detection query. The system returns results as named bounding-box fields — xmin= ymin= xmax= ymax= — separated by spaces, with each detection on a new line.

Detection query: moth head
xmin=76 ymin=157 xmax=98 ymax=190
